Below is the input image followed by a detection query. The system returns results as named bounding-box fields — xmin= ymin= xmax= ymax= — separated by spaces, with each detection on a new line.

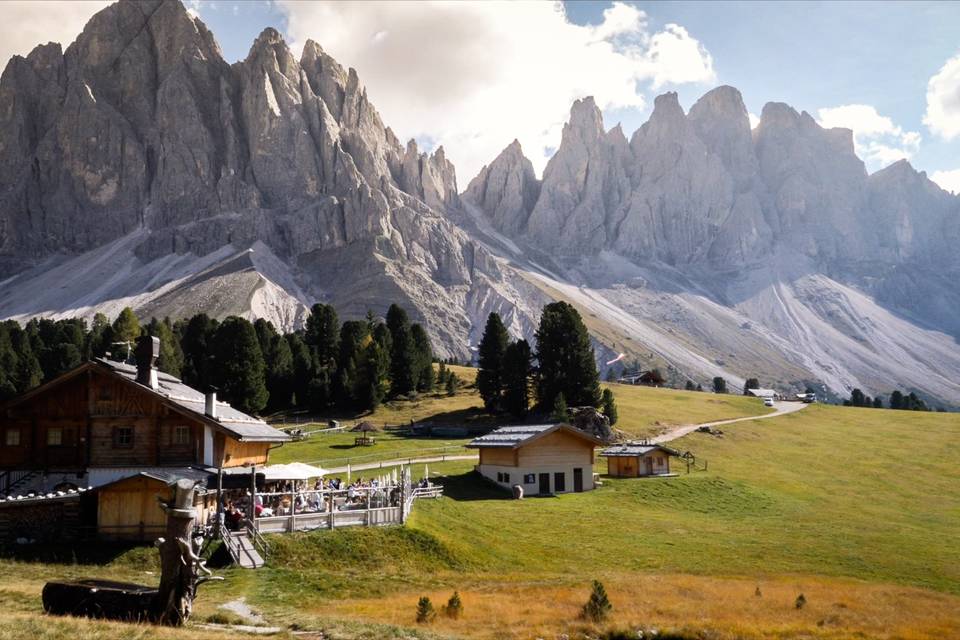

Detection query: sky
xmin=3 ymin=0 xmax=960 ymax=192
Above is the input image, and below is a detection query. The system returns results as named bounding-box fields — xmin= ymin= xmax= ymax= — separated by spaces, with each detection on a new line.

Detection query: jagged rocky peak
xmin=566 ymin=96 xmax=606 ymax=142
xmin=464 ymin=139 xmax=541 ymax=235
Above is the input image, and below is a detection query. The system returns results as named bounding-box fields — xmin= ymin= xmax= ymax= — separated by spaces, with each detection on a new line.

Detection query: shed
xmin=600 ymin=442 xmax=680 ymax=477
xmin=466 ymin=424 xmax=601 ymax=495
xmin=94 ymin=468 xmax=214 ymax=541
xmin=747 ymin=388 xmax=777 ymax=399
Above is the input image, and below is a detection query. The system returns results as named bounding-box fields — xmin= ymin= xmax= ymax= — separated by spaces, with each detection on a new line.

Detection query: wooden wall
xmin=517 ymin=431 xmax=594 ymax=467
xmin=216 ymin=434 xmax=270 ymax=468
xmin=0 ymin=366 xmax=253 ymax=471
xmin=97 ymin=475 xmax=169 ymax=540
xmin=478 ymin=447 xmax=517 ymax=467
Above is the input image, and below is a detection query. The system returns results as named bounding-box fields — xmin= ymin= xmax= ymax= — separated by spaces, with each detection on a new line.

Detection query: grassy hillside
xmin=2 ymin=395 xmax=956 ymax=639
xmin=269 ymin=364 xmax=772 ymax=468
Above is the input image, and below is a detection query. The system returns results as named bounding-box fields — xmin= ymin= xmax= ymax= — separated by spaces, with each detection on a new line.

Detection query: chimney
xmin=135 ymin=335 xmax=160 ymax=390
xmin=205 ymin=389 xmax=218 ymax=419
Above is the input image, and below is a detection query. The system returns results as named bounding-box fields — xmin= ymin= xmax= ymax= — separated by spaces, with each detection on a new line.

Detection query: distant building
xmin=599 ymin=442 xmax=679 ymax=477
xmin=618 ymin=369 xmax=666 ymax=387
xmin=746 ymin=388 xmax=778 ymax=399
xmin=467 ymin=424 xmax=601 ymax=495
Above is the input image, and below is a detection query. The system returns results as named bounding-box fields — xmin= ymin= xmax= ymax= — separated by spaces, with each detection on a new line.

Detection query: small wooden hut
xmin=600 ymin=442 xmax=679 ymax=477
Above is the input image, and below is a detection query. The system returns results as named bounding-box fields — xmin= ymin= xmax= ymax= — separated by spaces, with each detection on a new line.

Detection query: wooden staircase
xmin=219 ymin=520 xmax=269 ymax=569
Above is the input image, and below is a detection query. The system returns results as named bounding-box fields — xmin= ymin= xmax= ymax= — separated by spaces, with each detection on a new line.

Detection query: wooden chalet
xmin=467 ymin=424 xmax=601 ymax=495
xmin=0 ymin=336 xmax=289 ymax=540
xmin=600 ymin=442 xmax=679 ymax=477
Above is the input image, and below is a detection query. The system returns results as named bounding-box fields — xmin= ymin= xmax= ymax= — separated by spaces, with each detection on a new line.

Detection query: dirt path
xmin=652 ymin=401 xmax=808 ymax=444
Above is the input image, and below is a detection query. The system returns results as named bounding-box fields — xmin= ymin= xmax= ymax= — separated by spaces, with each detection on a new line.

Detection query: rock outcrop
xmin=463 ymin=140 xmax=540 ymax=236
xmin=0 ymin=0 xmax=544 ymax=357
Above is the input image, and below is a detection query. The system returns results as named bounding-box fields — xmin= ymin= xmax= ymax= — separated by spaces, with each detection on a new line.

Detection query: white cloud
xmin=277 ymin=1 xmax=716 ymax=180
xmin=930 ymin=169 xmax=960 ymax=194
xmin=924 ymin=52 xmax=960 ymax=140
xmin=817 ymin=104 xmax=921 ymax=170
xmin=748 ymin=112 xmax=760 ymax=130
xmin=0 ymin=1 xmax=109 ymax=73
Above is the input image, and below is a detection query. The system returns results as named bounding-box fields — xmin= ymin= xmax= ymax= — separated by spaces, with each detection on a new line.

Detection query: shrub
xmin=416 ymin=596 xmax=436 ymax=623
xmin=795 ymin=593 xmax=807 ymax=610
xmin=581 ymin=579 xmax=613 ymax=622
xmin=443 ymin=591 xmax=463 ymax=619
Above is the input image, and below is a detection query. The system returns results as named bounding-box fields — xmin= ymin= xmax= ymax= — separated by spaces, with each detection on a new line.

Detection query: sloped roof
xmin=95 ymin=359 xmax=289 ymax=442
xmin=94 ymin=467 xmax=216 ymax=492
xmin=467 ymin=423 xmax=601 ymax=449
xmin=600 ymin=442 xmax=679 ymax=457
xmin=747 ymin=388 xmax=777 ymax=397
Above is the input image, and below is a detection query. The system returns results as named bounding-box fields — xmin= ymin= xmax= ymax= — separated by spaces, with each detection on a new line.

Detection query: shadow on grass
xmin=0 ymin=540 xmax=151 ymax=567
xmin=434 ymin=471 xmax=512 ymax=502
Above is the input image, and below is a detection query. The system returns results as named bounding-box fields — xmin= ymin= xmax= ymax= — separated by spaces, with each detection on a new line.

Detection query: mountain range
xmin=2 ymin=0 xmax=960 ymax=406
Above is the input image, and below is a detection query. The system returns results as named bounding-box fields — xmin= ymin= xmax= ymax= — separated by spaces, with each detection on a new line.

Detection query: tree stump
xmin=42 ymin=479 xmax=214 ymax=625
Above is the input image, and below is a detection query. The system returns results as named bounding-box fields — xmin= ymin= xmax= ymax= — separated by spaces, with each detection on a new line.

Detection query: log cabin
xmin=467 ymin=424 xmax=601 ymax=495
xmin=0 ymin=336 xmax=289 ymax=498
xmin=599 ymin=442 xmax=679 ymax=477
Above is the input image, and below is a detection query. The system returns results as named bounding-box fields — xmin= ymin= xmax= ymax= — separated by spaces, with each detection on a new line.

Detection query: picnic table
xmin=354 ymin=435 xmax=376 ymax=446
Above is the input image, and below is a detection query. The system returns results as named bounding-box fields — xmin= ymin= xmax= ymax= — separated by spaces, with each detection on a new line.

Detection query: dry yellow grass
xmin=325 ymin=573 xmax=960 ymax=640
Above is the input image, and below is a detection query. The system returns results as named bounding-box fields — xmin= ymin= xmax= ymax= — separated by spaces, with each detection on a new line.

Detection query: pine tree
xmin=286 ymin=333 xmax=314 ymax=408
xmin=444 ymin=592 xmax=463 ymax=620
xmin=146 ymin=317 xmax=184 ymax=376
xmin=685 ymin=380 xmax=696 ymax=391
xmin=605 ymin=368 xmax=617 ymax=382
xmin=180 ymin=314 xmax=219 ymax=389
xmin=696 ymin=383 xmax=704 ymax=392
xmin=415 ymin=596 xmax=436 ymax=624
xmin=712 ymin=376 xmax=727 ymax=394
xmin=502 ymin=339 xmax=532 ymax=417
xmin=873 ymin=396 xmax=883 ymax=409
xmin=477 ymin=312 xmax=509 ymax=411
xmin=87 ymin=312 xmax=113 ymax=359
xmin=581 ymin=580 xmax=612 ymax=622
xmin=10 ymin=326 xmax=42 ymax=393
xmin=387 ymin=304 xmax=417 ymax=397
xmin=410 ymin=324 xmax=434 ymax=392
xmin=889 ymin=390 xmax=903 ymax=410
xmin=445 ymin=372 xmax=459 ymax=396
xmin=601 ymin=388 xmax=618 ymax=426
xmin=357 ymin=338 xmax=389 ymax=411
xmin=267 ymin=334 xmax=294 ymax=409
xmin=551 ymin=392 xmax=568 ymax=423
xmin=304 ymin=304 xmax=340 ymax=409
xmin=210 ymin=317 xmax=268 ymax=414
xmin=111 ymin=307 xmax=141 ymax=354
xmin=535 ymin=302 xmax=601 ymax=410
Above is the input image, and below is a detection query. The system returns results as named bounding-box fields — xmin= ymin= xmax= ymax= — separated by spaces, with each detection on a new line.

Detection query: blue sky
xmin=6 ymin=0 xmax=958 ymax=189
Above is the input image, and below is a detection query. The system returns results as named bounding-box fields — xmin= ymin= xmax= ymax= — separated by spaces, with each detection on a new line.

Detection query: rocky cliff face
xmin=0 ymin=0 xmax=542 ymax=357
xmin=463 ymin=140 xmax=540 ymax=237
xmin=470 ymin=85 xmax=960 ymax=275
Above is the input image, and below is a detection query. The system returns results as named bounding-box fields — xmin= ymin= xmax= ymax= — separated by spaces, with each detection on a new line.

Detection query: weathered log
xmin=41 ymin=479 xmax=214 ymax=626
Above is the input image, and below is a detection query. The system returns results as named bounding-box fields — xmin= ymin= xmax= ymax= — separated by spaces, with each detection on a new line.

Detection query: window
xmin=495 ymin=472 xmax=511 ymax=483
xmin=4 ymin=429 xmax=20 ymax=446
xmin=502 ymin=472 xmax=510 ymax=483
xmin=173 ymin=425 xmax=190 ymax=446
xmin=114 ymin=426 xmax=134 ymax=448
xmin=47 ymin=428 xmax=62 ymax=446
xmin=656 ymin=457 xmax=664 ymax=466
xmin=523 ymin=474 xmax=536 ymax=484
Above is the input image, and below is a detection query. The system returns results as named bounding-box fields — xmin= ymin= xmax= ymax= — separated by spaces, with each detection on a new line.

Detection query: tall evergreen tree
xmin=304 ymin=304 xmax=340 ymax=407
xmin=210 ymin=317 xmax=269 ymax=414
xmin=111 ymin=307 xmax=141 ymax=356
xmin=712 ymin=376 xmax=727 ymax=394
xmin=477 ymin=312 xmax=510 ymax=411
xmin=267 ymin=334 xmax=294 ymax=409
xmin=335 ymin=320 xmax=370 ymax=405
xmin=286 ymin=333 xmax=313 ymax=408
xmin=146 ymin=317 xmax=184 ymax=376
xmin=889 ymin=390 xmax=903 ymax=410
xmin=10 ymin=325 xmax=41 ymax=393
xmin=180 ymin=314 xmax=218 ymax=389
xmin=87 ymin=312 xmax=113 ymax=359
xmin=601 ymin=388 xmax=618 ymax=426
xmin=410 ymin=324 xmax=434 ymax=392
xmin=502 ymin=339 xmax=532 ymax=417
xmin=551 ymin=392 xmax=568 ymax=423
xmin=535 ymin=302 xmax=601 ymax=410
xmin=386 ymin=304 xmax=417 ymax=397
xmin=357 ymin=337 xmax=389 ymax=410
